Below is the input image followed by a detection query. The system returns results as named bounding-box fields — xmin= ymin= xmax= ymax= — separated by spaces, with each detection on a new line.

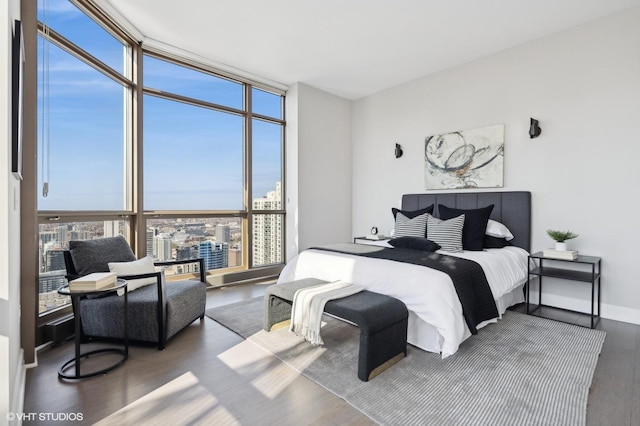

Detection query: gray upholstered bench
xmin=264 ymin=278 xmax=408 ymax=381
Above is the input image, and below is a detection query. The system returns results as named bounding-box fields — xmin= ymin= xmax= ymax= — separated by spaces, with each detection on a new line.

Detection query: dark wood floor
xmin=24 ymin=284 xmax=640 ymax=425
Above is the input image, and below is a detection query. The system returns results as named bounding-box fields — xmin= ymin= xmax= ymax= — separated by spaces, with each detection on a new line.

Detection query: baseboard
xmin=528 ymin=291 xmax=640 ymax=325
xmin=42 ymin=314 xmax=75 ymax=345
xmin=11 ymin=349 xmax=25 ymax=422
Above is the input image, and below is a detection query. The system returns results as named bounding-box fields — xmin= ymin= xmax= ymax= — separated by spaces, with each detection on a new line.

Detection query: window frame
xmin=141 ymin=52 xmax=286 ymax=271
xmin=34 ymin=0 xmax=287 ymax=328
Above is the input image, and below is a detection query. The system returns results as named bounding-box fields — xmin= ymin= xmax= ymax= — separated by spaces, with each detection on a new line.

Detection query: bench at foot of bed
xmin=264 ymin=278 xmax=408 ymax=381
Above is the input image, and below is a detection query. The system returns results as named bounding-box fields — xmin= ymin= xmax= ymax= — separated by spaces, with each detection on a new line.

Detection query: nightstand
xmin=353 ymin=236 xmax=391 ymax=247
xmin=526 ymin=252 xmax=601 ymax=328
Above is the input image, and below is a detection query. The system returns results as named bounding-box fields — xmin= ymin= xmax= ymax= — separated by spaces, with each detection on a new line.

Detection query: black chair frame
xmin=63 ymin=252 xmax=206 ymax=350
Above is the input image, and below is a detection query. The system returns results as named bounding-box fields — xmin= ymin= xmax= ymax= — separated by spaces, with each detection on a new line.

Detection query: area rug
xmin=206 ymin=298 xmax=606 ymax=426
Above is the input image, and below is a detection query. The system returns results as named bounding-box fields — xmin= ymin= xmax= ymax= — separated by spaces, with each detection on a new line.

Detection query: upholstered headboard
xmin=401 ymin=191 xmax=531 ymax=252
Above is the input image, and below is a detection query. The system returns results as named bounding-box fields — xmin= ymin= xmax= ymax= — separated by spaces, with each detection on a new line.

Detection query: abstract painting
xmin=424 ymin=124 xmax=504 ymax=190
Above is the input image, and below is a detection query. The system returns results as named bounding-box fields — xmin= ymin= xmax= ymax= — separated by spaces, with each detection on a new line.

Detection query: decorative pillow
xmin=391 ymin=204 xmax=434 ymax=219
xmin=394 ymin=212 xmax=428 ymax=238
xmin=426 ymin=214 xmax=465 ymax=253
xmin=69 ymin=236 xmax=136 ymax=276
xmin=108 ymin=256 xmax=158 ymax=293
xmin=388 ymin=236 xmax=441 ymax=252
xmin=485 ymin=219 xmax=514 ymax=241
xmin=483 ymin=235 xmax=512 ymax=249
xmin=439 ymin=205 xmax=494 ymax=251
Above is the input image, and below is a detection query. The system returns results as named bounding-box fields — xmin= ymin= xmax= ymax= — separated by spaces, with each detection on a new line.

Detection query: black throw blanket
xmin=310 ymin=243 xmax=499 ymax=334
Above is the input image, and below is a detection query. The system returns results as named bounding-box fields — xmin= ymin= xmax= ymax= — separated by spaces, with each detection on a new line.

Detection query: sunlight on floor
xmin=250 ymin=360 xmax=303 ymax=399
xmin=94 ymin=371 xmax=238 ymax=425
xmin=217 ymin=332 xmax=324 ymax=399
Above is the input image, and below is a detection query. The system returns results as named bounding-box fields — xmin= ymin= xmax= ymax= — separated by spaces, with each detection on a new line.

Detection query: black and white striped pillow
xmin=426 ymin=214 xmax=465 ymax=253
xmin=394 ymin=212 xmax=428 ymax=238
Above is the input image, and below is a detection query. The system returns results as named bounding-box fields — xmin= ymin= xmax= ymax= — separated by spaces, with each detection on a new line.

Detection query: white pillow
xmin=426 ymin=214 xmax=465 ymax=253
xmin=485 ymin=219 xmax=514 ymax=241
xmin=108 ymin=256 xmax=158 ymax=293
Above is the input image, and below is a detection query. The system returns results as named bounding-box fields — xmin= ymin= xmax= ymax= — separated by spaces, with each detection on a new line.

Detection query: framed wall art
xmin=424 ymin=124 xmax=504 ymax=190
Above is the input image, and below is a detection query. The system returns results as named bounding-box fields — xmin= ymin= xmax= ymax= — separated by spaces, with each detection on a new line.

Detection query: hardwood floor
xmin=24 ymin=282 xmax=373 ymax=425
xmin=24 ymin=283 xmax=640 ymax=425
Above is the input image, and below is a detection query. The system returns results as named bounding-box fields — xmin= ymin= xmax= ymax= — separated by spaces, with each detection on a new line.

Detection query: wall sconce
xmin=395 ymin=143 xmax=403 ymax=158
xmin=529 ymin=118 xmax=541 ymax=139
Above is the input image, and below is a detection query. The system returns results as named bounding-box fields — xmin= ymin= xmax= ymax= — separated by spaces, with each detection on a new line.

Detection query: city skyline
xmin=38 ymin=181 xmax=283 ymax=314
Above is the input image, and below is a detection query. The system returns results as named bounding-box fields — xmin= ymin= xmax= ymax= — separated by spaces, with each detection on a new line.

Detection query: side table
xmin=57 ymin=278 xmax=128 ymax=380
xmin=353 ymin=236 xmax=391 ymax=247
xmin=527 ymin=252 xmax=601 ymax=328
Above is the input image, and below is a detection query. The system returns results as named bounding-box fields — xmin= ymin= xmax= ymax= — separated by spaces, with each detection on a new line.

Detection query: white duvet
xmin=277 ymin=246 xmax=529 ymax=358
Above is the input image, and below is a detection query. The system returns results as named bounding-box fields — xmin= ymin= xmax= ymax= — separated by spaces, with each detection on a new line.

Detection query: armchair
xmin=63 ymin=236 xmax=207 ymax=350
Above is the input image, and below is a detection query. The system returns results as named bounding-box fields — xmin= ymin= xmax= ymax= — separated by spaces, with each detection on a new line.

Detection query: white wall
xmin=286 ymin=83 xmax=352 ymax=258
xmin=351 ymin=8 xmax=640 ymax=323
xmin=1 ymin=0 xmax=24 ymax=423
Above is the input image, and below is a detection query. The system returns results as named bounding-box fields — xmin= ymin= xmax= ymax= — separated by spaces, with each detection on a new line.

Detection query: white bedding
xmin=277 ymin=246 xmax=529 ymax=358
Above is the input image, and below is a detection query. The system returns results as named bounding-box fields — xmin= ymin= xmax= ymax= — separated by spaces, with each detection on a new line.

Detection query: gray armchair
xmin=63 ymin=236 xmax=207 ymax=350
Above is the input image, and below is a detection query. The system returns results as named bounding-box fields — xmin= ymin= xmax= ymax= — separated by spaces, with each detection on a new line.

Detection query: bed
xmin=278 ymin=191 xmax=531 ymax=358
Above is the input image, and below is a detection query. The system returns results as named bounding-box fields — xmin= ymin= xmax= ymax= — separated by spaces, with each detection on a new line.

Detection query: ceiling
xmin=101 ymin=0 xmax=640 ymax=100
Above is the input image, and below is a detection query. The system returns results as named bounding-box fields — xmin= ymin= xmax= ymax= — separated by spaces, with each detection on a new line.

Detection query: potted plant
xmin=547 ymin=229 xmax=579 ymax=251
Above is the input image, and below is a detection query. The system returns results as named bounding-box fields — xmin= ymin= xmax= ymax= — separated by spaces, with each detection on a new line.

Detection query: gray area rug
xmin=206 ymin=297 xmax=606 ymax=426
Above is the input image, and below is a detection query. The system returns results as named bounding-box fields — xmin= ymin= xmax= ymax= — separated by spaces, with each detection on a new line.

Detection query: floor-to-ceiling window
xmin=142 ymin=54 xmax=246 ymax=274
xmin=252 ymin=88 xmax=285 ymax=266
xmin=35 ymin=0 xmax=285 ymax=326
xmin=36 ymin=0 xmax=134 ymax=315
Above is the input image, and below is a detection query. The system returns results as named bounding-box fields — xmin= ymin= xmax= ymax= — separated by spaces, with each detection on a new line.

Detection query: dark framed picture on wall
xmin=12 ymin=19 xmax=25 ymax=180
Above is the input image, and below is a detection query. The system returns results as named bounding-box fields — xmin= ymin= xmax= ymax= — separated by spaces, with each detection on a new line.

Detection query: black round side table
xmin=57 ymin=278 xmax=128 ymax=380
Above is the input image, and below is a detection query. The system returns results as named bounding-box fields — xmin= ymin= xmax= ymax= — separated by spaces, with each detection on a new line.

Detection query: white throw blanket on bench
xmin=290 ymin=280 xmax=364 ymax=345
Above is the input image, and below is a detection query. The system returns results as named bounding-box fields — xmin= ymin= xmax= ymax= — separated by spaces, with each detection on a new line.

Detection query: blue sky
xmin=37 ymin=0 xmax=283 ymax=211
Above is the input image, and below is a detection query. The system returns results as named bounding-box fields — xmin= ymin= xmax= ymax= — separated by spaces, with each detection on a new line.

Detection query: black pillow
xmin=388 ymin=236 xmax=441 ymax=252
xmin=483 ymin=235 xmax=512 ymax=249
xmin=438 ymin=204 xmax=494 ymax=251
xmin=392 ymin=204 xmax=434 ymax=219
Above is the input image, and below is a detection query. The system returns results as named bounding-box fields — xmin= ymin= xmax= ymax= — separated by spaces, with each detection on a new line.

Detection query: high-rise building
xmin=153 ymin=233 xmax=173 ymax=261
xmin=146 ymin=227 xmax=157 ymax=257
xmin=70 ymin=224 xmax=90 ymax=240
xmin=39 ymin=231 xmax=57 ymax=245
xmin=69 ymin=230 xmax=91 ymax=241
xmin=45 ymin=249 xmax=66 ymax=273
xmin=104 ymin=220 xmax=119 ymax=237
xmin=176 ymin=245 xmax=199 ymax=261
xmin=198 ymin=241 xmax=228 ymax=270
xmin=253 ymin=181 xmax=282 ymax=211
xmin=175 ymin=245 xmax=201 ymax=274
xmin=215 ymin=224 xmax=231 ymax=244
xmin=252 ymin=181 xmax=282 ymax=265
xmin=39 ymin=270 xmax=67 ymax=294
xmin=55 ymin=225 xmax=70 ymax=245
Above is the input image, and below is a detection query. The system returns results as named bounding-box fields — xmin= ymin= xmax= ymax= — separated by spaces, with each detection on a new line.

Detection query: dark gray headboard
xmin=401 ymin=191 xmax=531 ymax=252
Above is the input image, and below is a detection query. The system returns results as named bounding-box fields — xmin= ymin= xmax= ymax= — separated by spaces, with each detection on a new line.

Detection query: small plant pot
xmin=555 ymin=242 xmax=567 ymax=251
